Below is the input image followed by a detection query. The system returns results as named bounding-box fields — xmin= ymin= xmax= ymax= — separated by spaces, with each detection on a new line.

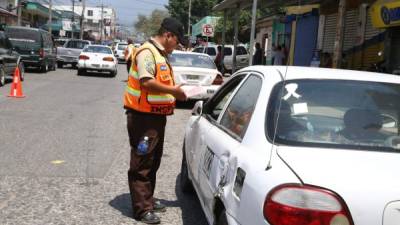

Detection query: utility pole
xmin=100 ymin=3 xmax=104 ymax=43
xmin=80 ymin=0 xmax=85 ymax=39
xmin=333 ymin=0 xmax=347 ymax=68
xmin=72 ymin=0 xmax=75 ymax=38
xmin=17 ymin=0 xmax=22 ymax=26
xmin=187 ymin=0 xmax=191 ymax=48
xmin=48 ymin=0 xmax=52 ymax=35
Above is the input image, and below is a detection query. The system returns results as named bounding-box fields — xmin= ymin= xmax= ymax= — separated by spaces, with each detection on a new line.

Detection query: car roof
xmin=5 ymin=26 xmax=47 ymax=33
xmin=239 ymin=66 xmax=400 ymax=84
xmin=87 ymin=44 xmax=111 ymax=48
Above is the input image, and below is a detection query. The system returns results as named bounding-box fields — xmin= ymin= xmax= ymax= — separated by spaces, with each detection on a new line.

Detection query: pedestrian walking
xmin=124 ymin=38 xmax=136 ymax=73
xmin=123 ymin=17 xmax=187 ymax=224
xmin=252 ymin=42 xmax=263 ymax=65
xmin=273 ymin=46 xmax=285 ymax=65
xmin=214 ymin=45 xmax=226 ymax=73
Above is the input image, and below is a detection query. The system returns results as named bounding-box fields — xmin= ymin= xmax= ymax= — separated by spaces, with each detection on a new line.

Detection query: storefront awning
xmin=25 ymin=2 xmax=61 ymax=19
xmin=371 ymin=0 xmax=400 ymax=28
xmin=0 ymin=7 xmax=17 ymax=17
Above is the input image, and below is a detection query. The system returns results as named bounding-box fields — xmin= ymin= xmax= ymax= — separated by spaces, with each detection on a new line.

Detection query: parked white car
xmin=192 ymin=44 xmax=249 ymax=72
xmin=114 ymin=42 xmax=128 ymax=63
xmin=169 ymin=50 xmax=223 ymax=100
xmin=181 ymin=66 xmax=400 ymax=225
xmin=77 ymin=45 xmax=117 ymax=77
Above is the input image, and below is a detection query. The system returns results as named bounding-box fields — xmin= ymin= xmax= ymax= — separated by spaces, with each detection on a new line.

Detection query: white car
xmin=192 ymin=44 xmax=249 ymax=72
xmin=114 ymin=42 xmax=128 ymax=63
xmin=77 ymin=45 xmax=117 ymax=77
xmin=181 ymin=66 xmax=400 ymax=225
xmin=169 ymin=51 xmax=223 ymax=100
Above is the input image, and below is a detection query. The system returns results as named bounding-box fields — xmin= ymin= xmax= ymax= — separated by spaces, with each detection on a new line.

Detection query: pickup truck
xmin=56 ymin=39 xmax=90 ymax=68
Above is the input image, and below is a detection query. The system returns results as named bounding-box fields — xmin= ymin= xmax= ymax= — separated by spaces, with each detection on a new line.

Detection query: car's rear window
xmin=5 ymin=28 xmax=41 ymax=48
xmin=83 ymin=46 xmax=112 ymax=54
xmin=169 ymin=53 xmax=216 ymax=69
xmin=267 ymin=79 xmax=400 ymax=152
xmin=118 ymin=44 xmax=127 ymax=50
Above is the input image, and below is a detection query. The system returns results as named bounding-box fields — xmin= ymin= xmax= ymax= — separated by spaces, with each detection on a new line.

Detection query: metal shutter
xmin=322 ymin=13 xmax=337 ymax=53
xmin=365 ymin=12 xmax=382 ymax=41
xmin=343 ymin=10 xmax=358 ymax=51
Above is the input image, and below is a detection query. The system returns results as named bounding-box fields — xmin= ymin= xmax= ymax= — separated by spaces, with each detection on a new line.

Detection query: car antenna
xmin=266 ymin=0 xmax=301 ymax=171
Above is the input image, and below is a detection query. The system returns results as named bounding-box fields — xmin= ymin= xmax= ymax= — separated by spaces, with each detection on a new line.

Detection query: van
xmin=5 ymin=26 xmax=56 ymax=73
xmin=192 ymin=44 xmax=249 ymax=72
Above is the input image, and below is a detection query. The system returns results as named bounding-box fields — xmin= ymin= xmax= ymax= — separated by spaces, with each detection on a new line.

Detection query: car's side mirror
xmin=192 ymin=100 xmax=204 ymax=116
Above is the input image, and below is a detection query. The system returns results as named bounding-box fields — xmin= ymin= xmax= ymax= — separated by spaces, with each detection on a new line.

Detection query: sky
xmin=56 ymin=0 xmax=169 ymax=26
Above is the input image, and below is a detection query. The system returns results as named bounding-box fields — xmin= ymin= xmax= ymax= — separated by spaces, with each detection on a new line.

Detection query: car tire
xmin=110 ymin=70 xmax=117 ymax=77
xmin=57 ymin=62 xmax=63 ymax=68
xmin=180 ymin=141 xmax=194 ymax=193
xmin=0 ymin=66 xmax=5 ymax=87
xmin=217 ymin=209 xmax=228 ymax=225
xmin=72 ymin=63 xmax=77 ymax=69
xmin=40 ymin=62 xmax=48 ymax=73
xmin=19 ymin=62 xmax=25 ymax=81
xmin=77 ymin=69 xmax=86 ymax=76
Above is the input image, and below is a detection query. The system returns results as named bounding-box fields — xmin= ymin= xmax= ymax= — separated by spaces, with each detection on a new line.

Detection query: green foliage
xmin=166 ymin=0 xmax=218 ymax=32
xmin=134 ymin=10 xmax=170 ymax=39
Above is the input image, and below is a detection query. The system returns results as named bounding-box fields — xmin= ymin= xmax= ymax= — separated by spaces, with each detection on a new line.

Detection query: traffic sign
xmin=202 ymin=24 xmax=214 ymax=37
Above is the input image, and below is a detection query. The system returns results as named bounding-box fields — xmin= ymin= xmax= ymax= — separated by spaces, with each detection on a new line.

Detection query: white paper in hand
xmin=182 ymin=86 xmax=205 ymax=98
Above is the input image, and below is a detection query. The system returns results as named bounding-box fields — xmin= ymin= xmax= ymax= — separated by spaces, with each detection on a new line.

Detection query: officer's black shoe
xmin=140 ymin=211 xmax=160 ymax=224
xmin=153 ymin=201 xmax=166 ymax=213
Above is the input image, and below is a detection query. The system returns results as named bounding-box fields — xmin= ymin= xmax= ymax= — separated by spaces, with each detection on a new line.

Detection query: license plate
xmin=92 ymin=64 xmax=100 ymax=67
xmin=186 ymin=75 xmax=199 ymax=80
xmin=207 ymin=89 xmax=215 ymax=94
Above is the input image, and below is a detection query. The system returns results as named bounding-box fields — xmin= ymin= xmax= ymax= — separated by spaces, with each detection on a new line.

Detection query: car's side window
xmin=237 ymin=46 xmax=248 ymax=55
xmin=224 ymin=48 xmax=232 ymax=56
xmin=207 ymin=47 xmax=216 ymax=56
xmin=220 ymin=74 xmax=262 ymax=139
xmin=205 ymin=75 xmax=246 ymax=121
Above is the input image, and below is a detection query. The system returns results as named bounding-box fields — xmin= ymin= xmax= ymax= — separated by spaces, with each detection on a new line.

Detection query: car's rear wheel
xmin=110 ymin=70 xmax=117 ymax=77
xmin=217 ymin=209 xmax=228 ymax=225
xmin=0 ymin=66 xmax=5 ymax=86
xmin=71 ymin=63 xmax=77 ymax=69
xmin=40 ymin=61 xmax=48 ymax=73
xmin=77 ymin=69 xmax=86 ymax=76
xmin=18 ymin=62 xmax=25 ymax=81
xmin=57 ymin=62 xmax=63 ymax=68
xmin=180 ymin=141 xmax=194 ymax=193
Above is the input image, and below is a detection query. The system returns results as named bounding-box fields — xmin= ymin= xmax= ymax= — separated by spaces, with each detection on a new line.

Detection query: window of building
xmin=87 ymin=10 xmax=93 ymax=17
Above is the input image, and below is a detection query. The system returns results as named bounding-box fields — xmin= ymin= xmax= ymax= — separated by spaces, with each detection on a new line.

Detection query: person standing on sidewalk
xmin=123 ymin=17 xmax=187 ymax=224
xmin=124 ymin=38 xmax=136 ymax=73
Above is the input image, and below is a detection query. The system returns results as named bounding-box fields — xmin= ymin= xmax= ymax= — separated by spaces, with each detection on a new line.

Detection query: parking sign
xmin=202 ymin=24 xmax=214 ymax=37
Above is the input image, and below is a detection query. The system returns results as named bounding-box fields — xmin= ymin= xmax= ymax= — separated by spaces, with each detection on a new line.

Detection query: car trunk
xmin=277 ymin=146 xmax=400 ymax=225
xmin=173 ymin=67 xmax=218 ymax=86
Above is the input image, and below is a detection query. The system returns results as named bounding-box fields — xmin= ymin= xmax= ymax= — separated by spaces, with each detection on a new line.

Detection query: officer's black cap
xmin=161 ymin=17 xmax=187 ymax=46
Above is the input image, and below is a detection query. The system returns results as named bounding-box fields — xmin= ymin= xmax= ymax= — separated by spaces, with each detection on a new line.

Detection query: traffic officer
xmin=123 ymin=17 xmax=187 ymax=224
xmin=124 ymin=38 xmax=136 ymax=73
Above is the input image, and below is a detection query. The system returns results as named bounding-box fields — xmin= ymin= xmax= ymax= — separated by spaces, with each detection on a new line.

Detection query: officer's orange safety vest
xmin=124 ymin=41 xmax=175 ymax=115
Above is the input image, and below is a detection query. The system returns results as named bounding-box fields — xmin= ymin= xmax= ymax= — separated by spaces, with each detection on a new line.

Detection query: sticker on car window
xmin=283 ymin=83 xmax=301 ymax=100
xmin=293 ymin=102 xmax=308 ymax=115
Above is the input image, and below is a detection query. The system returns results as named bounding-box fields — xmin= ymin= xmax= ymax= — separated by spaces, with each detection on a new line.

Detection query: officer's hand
xmin=173 ymin=84 xmax=187 ymax=101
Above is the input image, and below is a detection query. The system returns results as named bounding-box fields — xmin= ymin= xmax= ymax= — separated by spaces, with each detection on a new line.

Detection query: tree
xmin=134 ymin=10 xmax=170 ymax=40
xmin=166 ymin=0 xmax=218 ymax=33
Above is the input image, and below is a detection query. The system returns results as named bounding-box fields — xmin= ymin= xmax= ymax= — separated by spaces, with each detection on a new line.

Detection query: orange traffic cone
xmin=8 ymin=66 xmax=25 ymax=98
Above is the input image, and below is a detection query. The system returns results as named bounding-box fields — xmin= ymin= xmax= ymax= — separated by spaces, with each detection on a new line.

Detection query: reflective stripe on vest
xmin=124 ymin=41 xmax=175 ymax=115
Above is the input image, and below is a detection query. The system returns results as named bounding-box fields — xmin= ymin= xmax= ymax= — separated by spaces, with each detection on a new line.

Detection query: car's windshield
xmin=118 ymin=44 xmax=127 ymax=50
xmin=169 ymin=53 xmax=216 ymax=69
xmin=83 ymin=46 xmax=112 ymax=54
xmin=267 ymin=79 xmax=400 ymax=152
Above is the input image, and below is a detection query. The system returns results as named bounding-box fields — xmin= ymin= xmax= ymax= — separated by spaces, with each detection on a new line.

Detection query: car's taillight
xmin=212 ymin=74 xmax=223 ymax=85
xmin=79 ymin=55 xmax=90 ymax=60
xmin=264 ymin=184 xmax=353 ymax=225
xmin=103 ymin=57 xmax=114 ymax=62
xmin=39 ymin=48 xmax=44 ymax=58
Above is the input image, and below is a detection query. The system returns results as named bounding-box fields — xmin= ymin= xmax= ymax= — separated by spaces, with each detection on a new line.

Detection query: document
xmin=182 ymin=85 xmax=205 ymax=98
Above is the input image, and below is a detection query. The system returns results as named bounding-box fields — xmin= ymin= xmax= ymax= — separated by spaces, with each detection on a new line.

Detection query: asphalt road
xmin=0 ymin=65 xmax=208 ymax=225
